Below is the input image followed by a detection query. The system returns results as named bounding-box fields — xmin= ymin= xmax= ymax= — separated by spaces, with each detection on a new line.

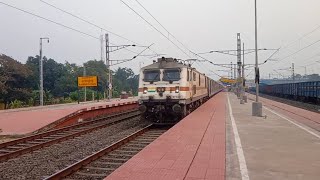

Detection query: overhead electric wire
xmin=302 ymin=51 xmax=320 ymax=64
xmin=0 ymin=0 xmax=142 ymax=54
xmin=280 ymin=24 xmax=320 ymax=51
xmin=260 ymin=48 xmax=280 ymax=64
xmin=111 ymin=44 xmax=154 ymax=66
xmin=274 ymin=39 xmax=320 ymax=65
xmin=0 ymin=1 xmax=100 ymax=40
xmin=0 ymin=0 xmax=162 ymax=65
xmin=197 ymin=48 xmax=277 ymax=55
xmin=132 ymin=0 xmax=194 ymax=56
xmin=120 ymin=0 xmax=192 ymax=58
xmin=40 ymin=0 xmax=161 ymax=57
xmin=41 ymin=0 xmax=137 ymax=45
xmin=122 ymin=0 xmax=224 ymax=67
xmin=271 ymin=24 xmax=320 ymax=63
xmin=209 ymin=69 xmax=224 ymax=78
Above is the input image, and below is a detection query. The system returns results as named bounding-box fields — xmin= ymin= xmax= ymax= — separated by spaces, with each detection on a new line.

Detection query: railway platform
xmin=106 ymin=92 xmax=320 ymax=180
xmin=106 ymin=92 xmax=227 ymax=180
xmin=0 ymin=98 xmax=137 ymax=136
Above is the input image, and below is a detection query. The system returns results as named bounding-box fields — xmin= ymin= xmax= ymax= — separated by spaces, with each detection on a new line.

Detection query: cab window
xmin=143 ymin=70 xmax=160 ymax=82
xmin=163 ymin=69 xmax=181 ymax=81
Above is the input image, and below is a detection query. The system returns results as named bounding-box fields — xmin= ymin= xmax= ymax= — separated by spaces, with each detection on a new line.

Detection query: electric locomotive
xmin=138 ymin=57 xmax=223 ymax=124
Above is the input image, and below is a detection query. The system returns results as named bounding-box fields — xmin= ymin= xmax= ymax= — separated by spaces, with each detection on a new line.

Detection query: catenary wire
xmin=0 ymin=1 xmax=100 ymax=40
xmin=120 ymin=0 xmax=192 ymax=58
xmin=273 ymin=39 xmax=320 ymax=65
xmin=133 ymin=0 xmax=195 ymax=56
xmin=40 ymin=0 xmax=160 ymax=56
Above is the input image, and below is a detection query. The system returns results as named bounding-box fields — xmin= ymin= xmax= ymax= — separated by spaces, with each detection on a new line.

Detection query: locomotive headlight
xmin=143 ymin=87 xmax=148 ymax=94
xmin=175 ymin=86 xmax=180 ymax=93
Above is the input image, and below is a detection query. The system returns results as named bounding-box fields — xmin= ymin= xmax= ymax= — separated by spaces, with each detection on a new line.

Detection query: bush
xmin=9 ymin=100 xmax=24 ymax=109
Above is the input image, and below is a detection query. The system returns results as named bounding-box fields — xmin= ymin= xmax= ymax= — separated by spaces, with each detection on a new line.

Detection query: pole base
xmin=252 ymin=102 xmax=262 ymax=117
xmin=243 ymin=95 xmax=247 ymax=103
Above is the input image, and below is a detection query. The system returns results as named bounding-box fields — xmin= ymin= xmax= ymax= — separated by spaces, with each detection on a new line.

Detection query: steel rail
xmin=45 ymin=124 xmax=155 ymax=180
xmin=0 ymin=109 xmax=140 ymax=162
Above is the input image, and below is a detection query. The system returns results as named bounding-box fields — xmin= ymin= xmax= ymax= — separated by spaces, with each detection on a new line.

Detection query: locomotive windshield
xmin=143 ymin=70 xmax=160 ymax=82
xmin=163 ymin=69 xmax=181 ymax=81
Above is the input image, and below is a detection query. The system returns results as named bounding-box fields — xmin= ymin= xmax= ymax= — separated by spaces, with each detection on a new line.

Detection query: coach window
xmin=163 ymin=69 xmax=181 ymax=81
xmin=199 ymin=74 xmax=201 ymax=86
xmin=205 ymin=77 xmax=207 ymax=88
xmin=187 ymin=70 xmax=189 ymax=81
xmin=193 ymin=72 xmax=196 ymax=81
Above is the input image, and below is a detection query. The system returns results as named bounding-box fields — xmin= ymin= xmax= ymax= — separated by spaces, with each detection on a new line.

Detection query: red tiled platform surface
xmin=0 ymin=98 xmax=136 ymax=135
xmin=106 ymin=92 xmax=226 ymax=180
xmin=247 ymin=94 xmax=320 ymax=130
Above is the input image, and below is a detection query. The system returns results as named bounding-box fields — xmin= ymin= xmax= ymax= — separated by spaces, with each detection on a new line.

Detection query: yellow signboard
xmin=219 ymin=77 xmax=237 ymax=84
xmin=78 ymin=76 xmax=98 ymax=87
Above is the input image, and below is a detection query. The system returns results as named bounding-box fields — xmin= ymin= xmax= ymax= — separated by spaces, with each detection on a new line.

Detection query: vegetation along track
xmin=0 ymin=109 xmax=140 ymax=162
xmin=45 ymin=124 xmax=168 ymax=180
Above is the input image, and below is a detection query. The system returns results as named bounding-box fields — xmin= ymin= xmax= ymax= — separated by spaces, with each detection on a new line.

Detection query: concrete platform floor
xmin=226 ymin=92 xmax=320 ymax=180
xmin=0 ymin=98 xmax=137 ymax=135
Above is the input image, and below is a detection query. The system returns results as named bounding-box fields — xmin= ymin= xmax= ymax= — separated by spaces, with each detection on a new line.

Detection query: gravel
xmin=0 ymin=116 xmax=150 ymax=180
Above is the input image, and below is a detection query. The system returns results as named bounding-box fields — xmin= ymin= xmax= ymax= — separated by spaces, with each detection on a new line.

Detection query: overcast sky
xmin=1 ymin=0 xmax=320 ymax=80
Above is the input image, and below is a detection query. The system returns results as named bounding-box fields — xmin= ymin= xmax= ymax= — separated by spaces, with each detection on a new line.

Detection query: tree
xmin=25 ymin=56 xmax=40 ymax=90
xmin=53 ymin=61 xmax=79 ymax=97
xmin=306 ymin=74 xmax=320 ymax=81
xmin=1 ymin=53 xmax=140 ymax=107
xmin=83 ymin=60 xmax=108 ymax=94
xmin=294 ymin=74 xmax=302 ymax=80
xmin=113 ymin=67 xmax=139 ymax=97
xmin=26 ymin=56 xmax=68 ymax=97
xmin=0 ymin=54 xmax=32 ymax=108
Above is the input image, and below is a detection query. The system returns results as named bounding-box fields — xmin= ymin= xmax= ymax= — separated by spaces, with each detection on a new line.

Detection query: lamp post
xmin=252 ymin=0 xmax=262 ymax=116
xmin=39 ymin=37 xmax=49 ymax=106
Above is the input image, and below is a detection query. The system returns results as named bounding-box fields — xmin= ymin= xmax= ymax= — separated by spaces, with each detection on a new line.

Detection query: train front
xmin=138 ymin=58 xmax=188 ymax=124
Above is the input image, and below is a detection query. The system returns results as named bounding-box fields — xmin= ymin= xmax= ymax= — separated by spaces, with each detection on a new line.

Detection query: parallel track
xmin=0 ymin=109 xmax=140 ymax=162
xmin=45 ymin=124 xmax=168 ymax=180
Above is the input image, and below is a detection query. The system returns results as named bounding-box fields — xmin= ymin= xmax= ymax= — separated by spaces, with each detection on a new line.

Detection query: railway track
xmin=247 ymin=94 xmax=320 ymax=131
xmin=0 ymin=109 xmax=140 ymax=162
xmin=45 ymin=124 xmax=168 ymax=180
xmin=249 ymin=92 xmax=320 ymax=113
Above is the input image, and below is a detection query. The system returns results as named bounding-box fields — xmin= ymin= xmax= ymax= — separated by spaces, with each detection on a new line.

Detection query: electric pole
xmin=39 ymin=37 xmax=49 ymax=106
xmin=231 ymin=62 xmax=233 ymax=79
xmin=242 ymin=42 xmax=247 ymax=103
xmin=292 ymin=63 xmax=295 ymax=82
xmin=83 ymin=65 xmax=87 ymax=102
xmin=100 ymin=33 xmax=104 ymax=62
xmin=234 ymin=64 xmax=237 ymax=80
xmin=252 ymin=0 xmax=262 ymax=116
xmin=237 ymin=33 xmax=242 ymax=100
xmin=105 ymin=33 xmax=112 ymax=100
